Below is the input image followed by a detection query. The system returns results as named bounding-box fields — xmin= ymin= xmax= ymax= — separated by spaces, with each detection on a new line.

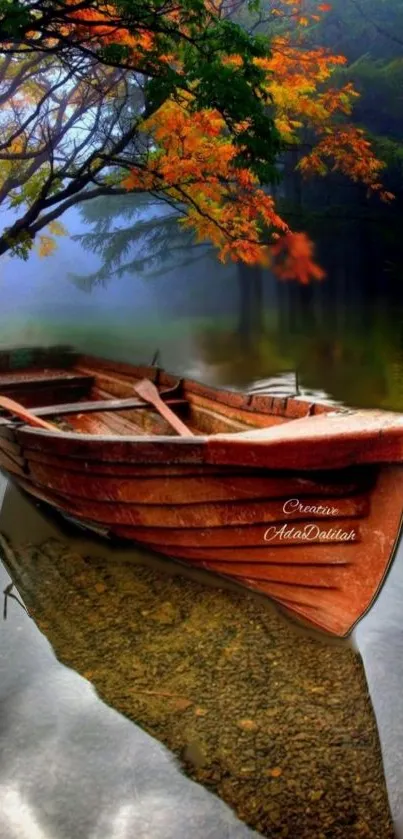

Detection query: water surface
xmin=0 ymin=474 xmax=395 ymax=838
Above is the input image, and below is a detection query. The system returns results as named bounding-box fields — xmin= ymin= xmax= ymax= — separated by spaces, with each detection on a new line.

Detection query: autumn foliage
xmin=0 ymin=0 xmax=392 ymax=281
xmin=118 ymin=0 xmax=390 ymax=280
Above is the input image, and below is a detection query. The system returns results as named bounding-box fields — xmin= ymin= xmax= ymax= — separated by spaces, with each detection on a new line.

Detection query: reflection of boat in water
xmin=1 ymin=345 xmax=403 ymax=637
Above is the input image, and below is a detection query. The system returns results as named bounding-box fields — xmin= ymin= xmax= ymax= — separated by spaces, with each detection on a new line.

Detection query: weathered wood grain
xmin=26 ymin=461 xmax=372 ymax=506
xmin=0 ymin=348 xmax=402 ymax=637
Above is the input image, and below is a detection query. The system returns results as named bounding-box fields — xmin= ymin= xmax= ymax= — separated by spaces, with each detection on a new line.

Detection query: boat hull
xmin=0 ymin=348 xmax=403 ymax=637
xmin=1 ymin=429 xmax=402 ymax=636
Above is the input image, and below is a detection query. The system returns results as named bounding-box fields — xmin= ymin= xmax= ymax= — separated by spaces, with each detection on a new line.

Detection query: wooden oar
xmin=133 ymin=379 xmax=194 ymax=437
xmin=0 ymin=396 xmax=61 ymax=432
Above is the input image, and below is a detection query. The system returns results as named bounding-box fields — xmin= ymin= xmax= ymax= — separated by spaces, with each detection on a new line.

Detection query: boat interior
xmin=0 ymin=346 xmax=331 ymax=437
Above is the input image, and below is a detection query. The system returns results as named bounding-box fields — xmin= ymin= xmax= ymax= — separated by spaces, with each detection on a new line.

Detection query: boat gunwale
xmin=0 ymin=356 xmax=334 ymax=418
xmin=0 ymin=359 xmax=337 ymax=443
xmin=0 ymin=414 xmax=402 ymax=468
xmin=1 ymin=358 xmax=403 ymax=468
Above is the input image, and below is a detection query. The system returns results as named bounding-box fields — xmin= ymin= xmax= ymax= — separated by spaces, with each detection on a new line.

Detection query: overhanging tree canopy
xmin=0 ymin=0 xmax=392 ymax=279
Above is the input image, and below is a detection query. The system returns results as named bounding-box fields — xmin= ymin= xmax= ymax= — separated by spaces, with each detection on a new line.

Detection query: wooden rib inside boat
xmin=0 ymin=344 xmax=402 ymax=637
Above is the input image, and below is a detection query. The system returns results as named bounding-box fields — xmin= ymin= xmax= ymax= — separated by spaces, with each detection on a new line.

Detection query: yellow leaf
xmin=37 ymin=235 xmax=57 ymax=258
xmin=48 ymin=220 xmax=67 ymax=236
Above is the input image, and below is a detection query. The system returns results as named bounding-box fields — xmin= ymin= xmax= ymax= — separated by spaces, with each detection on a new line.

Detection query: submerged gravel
xmin=1 ymin=535 xmax=394 ymax=839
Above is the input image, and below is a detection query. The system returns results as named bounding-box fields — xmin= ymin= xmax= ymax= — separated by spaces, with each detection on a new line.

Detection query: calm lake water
xmin=0 ymin=212 xmax=403 ymax=836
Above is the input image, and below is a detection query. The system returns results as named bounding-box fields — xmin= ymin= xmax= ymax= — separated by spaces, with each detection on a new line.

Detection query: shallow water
xmin=0 ymin=472 xmax=398 ymax=838
xmin=0 ymin=559 xmax=260 ymax=839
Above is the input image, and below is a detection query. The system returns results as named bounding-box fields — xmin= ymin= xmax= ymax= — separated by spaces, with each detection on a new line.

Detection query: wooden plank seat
xmin=29 ymin=396 xmax=187 ymax=419
xmin=0 ymin=372 xmax=93 ymax=393
xmin=31 ymin=398 xmax=188 ymax=417
xmin=0 ymin=372 xmax=96 ymax=411
xmin=0 ymin=396 xmax=188 ymax=435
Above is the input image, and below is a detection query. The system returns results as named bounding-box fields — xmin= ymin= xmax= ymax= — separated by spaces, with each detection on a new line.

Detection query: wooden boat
xmin=0 ymin=344 xmax=402 ymax=637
